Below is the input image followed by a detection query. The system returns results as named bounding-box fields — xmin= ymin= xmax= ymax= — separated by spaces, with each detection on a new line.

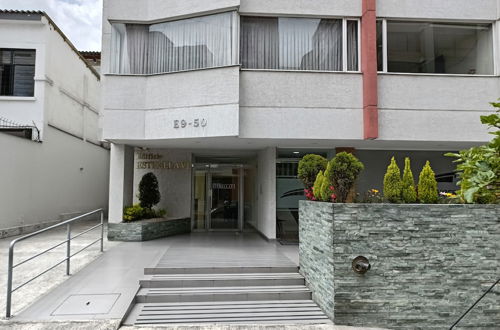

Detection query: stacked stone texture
xmin=108 ymin=218 xmax=190 ymax=241
xmin=299 ymin=201 xmax=500 ymax=329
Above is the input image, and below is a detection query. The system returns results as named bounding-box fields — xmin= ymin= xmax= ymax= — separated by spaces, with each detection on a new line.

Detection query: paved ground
xmin=0 ymin=219 xmax=120 ymax=318
xmin=0 ymin=228 xmax=388 ymax=330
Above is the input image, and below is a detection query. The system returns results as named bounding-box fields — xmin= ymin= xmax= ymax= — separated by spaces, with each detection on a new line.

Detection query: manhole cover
xmin=52 ymin=294 xmax=120 ymax=315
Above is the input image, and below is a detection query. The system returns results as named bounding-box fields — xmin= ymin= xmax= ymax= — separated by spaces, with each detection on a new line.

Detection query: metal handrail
xmin=449 ymin=277 xmax=500 ymax=329
xmin=6 ymin=209 xmax=104 ymax=318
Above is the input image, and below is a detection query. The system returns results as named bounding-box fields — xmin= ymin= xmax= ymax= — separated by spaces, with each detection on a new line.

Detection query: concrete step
xmin=136 ymin=285 xmax=312 ymax=303
xmin=144 ymin=266 xmax=299 ymax=275
xmin=124 ymin=300 xmax=331 ymax=325
xmin=140 ymin=273 xmax=305 ymax=288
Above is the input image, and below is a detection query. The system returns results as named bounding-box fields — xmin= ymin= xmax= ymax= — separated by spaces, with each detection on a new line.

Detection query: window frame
xmin=0 ymin=48 xmax=36 ymax=97
xmin=108 ymin=11 xmax=239 ymax=76
xmin=239 ymin=16 xmax=361 ymax=73
xmin=377 ymin=19 xmax=497 ymax=76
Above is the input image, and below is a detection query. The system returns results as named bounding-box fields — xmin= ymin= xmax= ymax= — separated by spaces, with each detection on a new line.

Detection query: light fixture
xmin=293 ymin=151 xmax=300 ymax=154
xmin=352 ymin=256 xmax=371 ymax=274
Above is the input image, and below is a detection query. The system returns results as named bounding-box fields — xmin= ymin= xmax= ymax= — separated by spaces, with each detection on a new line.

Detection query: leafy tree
xmin=446 ymin=101 xmax=500 ymax=204
xmin=325 ymin=152 xmax=364 ymax=203
xmin=401 ymin=157 xmax=417 ymax=203
xmin=139 ymin=172 xmax=161 ymax=209
xmin=383 ymin=157 xmax=402 ymax=203
xmin=298 ymin=154 xmax=328 ymax=190
xmin=418 ymin=161 xmax=438 ymax=204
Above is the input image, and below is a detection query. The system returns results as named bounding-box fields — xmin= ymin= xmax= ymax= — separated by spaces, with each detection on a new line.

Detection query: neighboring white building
xmin=101 ymin=0 xmax=499 ymax=240
xmin=0 ymin=10 xmax=109 ymax=237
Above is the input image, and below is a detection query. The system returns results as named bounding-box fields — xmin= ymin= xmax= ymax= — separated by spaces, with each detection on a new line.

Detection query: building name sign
xmin=136 ymin=152 xmax=190 ymax=170
xmin=174 ymin=118 xmax=207 ymax=129
xmin=212 ymin=183 xmax=236 ymax=190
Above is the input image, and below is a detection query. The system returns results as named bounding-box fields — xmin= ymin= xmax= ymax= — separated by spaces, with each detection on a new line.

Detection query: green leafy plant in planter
xmin=123 ymin=172 xmax=166 ymax=221
xmin=298 ymin=154 xmax=328 ymax=200
xmin=418 ymin=161 xmax=438 ymax=204
xmin=383 ymin=157 xmax=402 ymax=203
xmin=446 ymin=101 xmax=500 ymax=204
xmin=324 ymin=152 xmax=364 ymax=203
xmin=401 ymin=157 xmax=417 ymax=203
xmin=312 ymin=170 xmax=325 ymax=201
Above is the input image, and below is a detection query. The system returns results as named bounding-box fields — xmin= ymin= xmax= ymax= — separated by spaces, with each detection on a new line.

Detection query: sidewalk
xmin=0 ymin=219 xmax=120 ymax=318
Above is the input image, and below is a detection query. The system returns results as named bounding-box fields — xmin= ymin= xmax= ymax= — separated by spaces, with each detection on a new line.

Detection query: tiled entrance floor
xmin=12 ymin=232 xmax=298 ymax=323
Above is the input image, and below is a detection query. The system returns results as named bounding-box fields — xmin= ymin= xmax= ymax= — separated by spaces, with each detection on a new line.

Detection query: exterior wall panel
xmin=240 ymin=0 xmax=361 ymax=17
xmin=377 ymin=0 xmax=498 ymax=21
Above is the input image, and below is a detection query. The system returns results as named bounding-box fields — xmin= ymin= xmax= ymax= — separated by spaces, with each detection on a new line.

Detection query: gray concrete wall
xmin=299 ymin=201 xmax=500 ymax=329
xmin=0 ymin=126 xmax=109 ymax=232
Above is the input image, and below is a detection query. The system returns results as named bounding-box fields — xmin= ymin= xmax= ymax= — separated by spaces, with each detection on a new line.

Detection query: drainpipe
xmin=361 ymin=0 xmax=379 ymax=140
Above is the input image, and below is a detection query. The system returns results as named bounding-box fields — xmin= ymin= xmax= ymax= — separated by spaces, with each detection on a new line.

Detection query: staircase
xmin=123 ymin=266 xmax=331 ymax=325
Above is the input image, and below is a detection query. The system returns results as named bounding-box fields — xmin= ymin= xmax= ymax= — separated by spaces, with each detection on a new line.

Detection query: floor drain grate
xmin=51 ymin=293 xmax=120 ymax=315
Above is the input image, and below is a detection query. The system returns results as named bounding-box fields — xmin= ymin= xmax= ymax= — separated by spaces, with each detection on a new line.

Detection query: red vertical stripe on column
xmin=361 ymin=0 xmax=378 ymax=139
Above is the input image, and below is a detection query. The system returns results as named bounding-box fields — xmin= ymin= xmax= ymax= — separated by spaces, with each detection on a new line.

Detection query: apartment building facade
xmin=0 ymin=10 xmax=109 ymax=236
xmin=101 ymin=0 xmax=499 ymax=240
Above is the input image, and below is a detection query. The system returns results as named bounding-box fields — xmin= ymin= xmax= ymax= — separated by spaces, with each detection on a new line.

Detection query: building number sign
xmin=174 ymin=118 xmax=207 ymax=129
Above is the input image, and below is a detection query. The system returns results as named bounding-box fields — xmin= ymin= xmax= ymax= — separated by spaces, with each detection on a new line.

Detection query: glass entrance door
xmin=192 ymin=164 xmax=243 ymax=231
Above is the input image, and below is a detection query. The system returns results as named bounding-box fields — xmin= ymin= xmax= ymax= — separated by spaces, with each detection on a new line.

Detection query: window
xmin=377 ymin=21 xmax=494 ymax=75
xmin=241 ymin=17 xmax=359 ymax=71
xmin=0 ymin=49 xmax=36 ymax=96
xmin=110 ymin=12 xmax=236 ymax=74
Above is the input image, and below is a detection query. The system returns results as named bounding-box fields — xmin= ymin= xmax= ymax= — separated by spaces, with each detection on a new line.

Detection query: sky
xmin=0 ymin=0 xmax=102 ymax=51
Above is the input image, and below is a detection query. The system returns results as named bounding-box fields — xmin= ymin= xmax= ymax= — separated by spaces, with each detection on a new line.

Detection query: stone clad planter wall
xmin=108 ymin=217 xmax=190 ymax=241
xmin=299 ymin=201 xmax=500 ymax=329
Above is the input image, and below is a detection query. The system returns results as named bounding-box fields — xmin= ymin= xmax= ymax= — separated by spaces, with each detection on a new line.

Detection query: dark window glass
xmin=0 ymin=49 xmax=36 ymax=96
xmin=376 ymin=20 xmax=383 ymax=71
xmin=386 ymin=22 xmax=493 ymax=74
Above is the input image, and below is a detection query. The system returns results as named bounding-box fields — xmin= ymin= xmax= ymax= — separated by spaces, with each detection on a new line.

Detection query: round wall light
xmin=352 ymin=256 xmax=371 ymax=274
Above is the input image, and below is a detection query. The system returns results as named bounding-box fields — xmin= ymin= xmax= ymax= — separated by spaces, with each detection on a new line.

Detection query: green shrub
xmin=319 ymin=162 xmax=334 ymax=202
xmin=383 ymin=157 xmax=402 ymax=203
xmin=446 ymin=101 xmax=499 ymax=203
xmin=418 ymin=161 xmax=438 ymax=204
xmin=139 ymin=172 xmax=161 ymax=209
xmin=298 ymin=154 xmax=328 ymax=190
xmin=401 ymin=157 xmax=417 ymax=203
xmin=325 ymin=152 xmax=364 ymax=203
xmin=123 ymin=204 xmax=166 ymax=222
xmin=312 ymin=170 xmax=325 ymax=201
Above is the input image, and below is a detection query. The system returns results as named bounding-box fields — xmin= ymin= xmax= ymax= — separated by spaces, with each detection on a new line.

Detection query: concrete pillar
xmin=361 ymin=0 xmax=379 ymax=140
xmin=108 ymin=144 xmax=134 ymax=224
xmin=257 ymin=147 xmax=276 ymax=239
xmin=108 ymin=143 xmax=125 ymax=224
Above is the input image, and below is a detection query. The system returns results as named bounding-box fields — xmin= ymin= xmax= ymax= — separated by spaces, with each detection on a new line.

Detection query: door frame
xmin=191 ymin=163 xmax=244 ymax=232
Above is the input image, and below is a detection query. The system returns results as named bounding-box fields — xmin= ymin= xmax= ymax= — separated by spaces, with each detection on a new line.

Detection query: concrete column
xmin=361 ymin=0 xmax=379 ymax=140
xmin=108 ymin=143 xmax=125 ymax=224
xmin=257 ymin=147 xmax=276 ymax=239
xmin=108 ymin=143 xmax=134 ymax=224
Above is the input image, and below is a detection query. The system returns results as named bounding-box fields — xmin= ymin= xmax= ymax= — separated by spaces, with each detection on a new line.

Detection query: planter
xmin=108 ymin=217 xmax=190 ymax=241
xmin=299 ymin=200 xmax=500 ymax=329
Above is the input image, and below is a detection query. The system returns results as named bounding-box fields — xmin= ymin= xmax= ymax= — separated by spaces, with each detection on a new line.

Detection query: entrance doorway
xmin=192 ymin=164 xmax=244 ymax=231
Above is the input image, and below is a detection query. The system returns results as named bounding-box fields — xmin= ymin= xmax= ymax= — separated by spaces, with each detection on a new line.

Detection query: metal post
xmin=66 ymin=223 xmax=71 ymax=275
xmin=6 ymin=243 xmax=14 ymax=318
xmin=100 ymin=211 xmax=104 ymax=252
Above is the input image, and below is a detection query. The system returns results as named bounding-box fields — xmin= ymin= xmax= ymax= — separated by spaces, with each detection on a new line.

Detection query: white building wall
xmin=0 ymin=14 xmax=109 ymax=234
xmin=0 ymin=126 xmax=109 ymax=230
xmin=0 ymin=18 xmax=46 ymax=138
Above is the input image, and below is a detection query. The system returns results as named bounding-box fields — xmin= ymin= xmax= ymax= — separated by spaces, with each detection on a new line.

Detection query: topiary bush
xmin=383 ymin=157 xmax=402 ymax=203
xmin=139 ymin=172 xmax=161 ymax=209
xmin=298 ymin=154 xmax=328 ymax=195
xmin=324 ymin=152 xmax=364 ymax=203
xmin=418 ymin=161 xmax=438 ymax=204
xmin=401 ymin=157 xmax=417 ymax=203
xmin=319 ymin=162 xmax=335 ymax=202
